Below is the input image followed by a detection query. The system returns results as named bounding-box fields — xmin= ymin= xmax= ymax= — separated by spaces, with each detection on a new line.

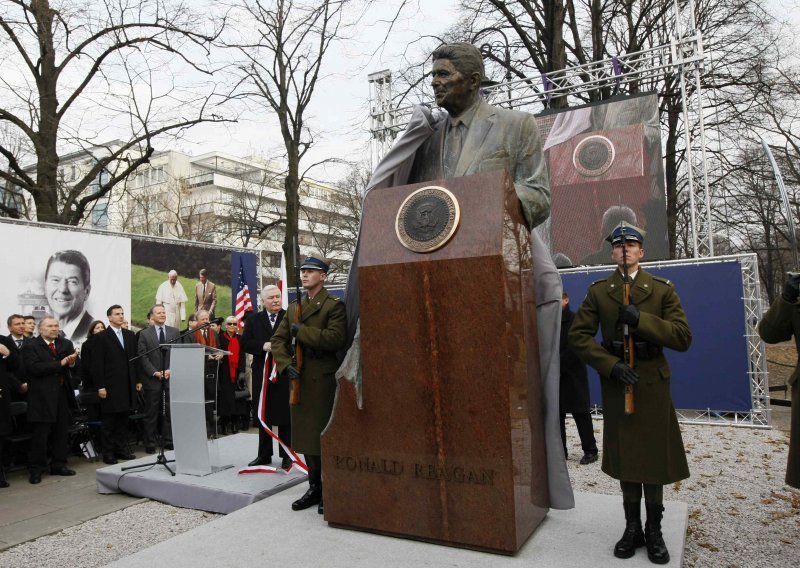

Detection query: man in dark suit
xmin=242 ymin=284 xmax=290 ymax=468
xmin=92 ymin=305 xmax=141 ymax=465
xmin=22 ymin=317 xmax=78 ymax=484
xmin=6 ymin=314 xmax=29 ymax=400
xmin=137 ymin=304 xmax=179 ymax=453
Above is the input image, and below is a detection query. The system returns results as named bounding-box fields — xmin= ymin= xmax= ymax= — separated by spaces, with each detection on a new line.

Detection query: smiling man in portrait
xmin=43 ymin=250 xmax=94 ymax=343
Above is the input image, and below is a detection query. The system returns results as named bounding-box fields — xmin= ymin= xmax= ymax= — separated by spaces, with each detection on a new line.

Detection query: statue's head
xmin=430 ymin=43 xmax=484 ymax=116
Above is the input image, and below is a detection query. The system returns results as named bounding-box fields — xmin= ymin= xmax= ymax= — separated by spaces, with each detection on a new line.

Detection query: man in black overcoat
xmin=92 ymin=305 xmax=141 ymax=464
xmin=22 ymin=317 xmax=79 ymax=484
xmin=1 ymin=333 xmax=26 ymax=487
xmin=241 ymin=284 xmax=291 ymax=468
xmin=559 ymin=292 xmax=598 ymax=464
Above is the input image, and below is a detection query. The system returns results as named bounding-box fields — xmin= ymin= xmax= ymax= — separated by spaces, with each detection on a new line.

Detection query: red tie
xmin=49 ymin=342 xmax=57 ymax=356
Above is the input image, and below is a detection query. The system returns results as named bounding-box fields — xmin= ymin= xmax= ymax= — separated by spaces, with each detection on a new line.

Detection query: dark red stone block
xmin=321 ymin=171 xmax=549 ymax=554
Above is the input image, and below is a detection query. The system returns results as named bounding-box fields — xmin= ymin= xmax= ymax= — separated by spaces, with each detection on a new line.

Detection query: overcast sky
xmin=173 ymin=0 xmax=459 ymax=182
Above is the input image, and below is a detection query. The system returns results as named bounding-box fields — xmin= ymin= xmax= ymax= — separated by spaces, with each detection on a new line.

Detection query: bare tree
xmin=0 ymin=0 xmax=230 ymax=226
xmin=223 ymin=0 xmax=348 ymax=284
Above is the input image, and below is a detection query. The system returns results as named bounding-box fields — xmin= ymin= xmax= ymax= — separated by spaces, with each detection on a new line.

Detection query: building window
xmin=91 ymin=201 xmax=109 ymax=229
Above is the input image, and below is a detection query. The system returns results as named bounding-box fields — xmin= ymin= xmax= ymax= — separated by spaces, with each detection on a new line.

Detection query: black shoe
xmin=145 ymin=446 xmax=156 ymax=454
xmin=115 ymin=452 xmax=136 ymax=460
xmin=645 ymin=503 xmax=670 ymax=564
xmin=317 ymin=494 xmax=324 ymax=515
xmin=580 ymin=451 xmax=598 ymax=465
xmin=0 ymin=480 xmax=9 ymax=488
xmin=248 ymin=457 xmax=271 ymax=467
xmin=614 ymin=501 xmax=645 ymax=559
xmin=103 ymin=456 xmax=119 ymax=465
xmin=29 ymin=472 xmax=42 ymax=484
xmin=281 ymin=457 xmax=292 ymax=470
xmin=49 ymin=466 xmax=76 ymax=476
xmin=292 ymin=486 xmax=322 ymax=511
xmin=164 ymin=442 xmax=174 ymax=450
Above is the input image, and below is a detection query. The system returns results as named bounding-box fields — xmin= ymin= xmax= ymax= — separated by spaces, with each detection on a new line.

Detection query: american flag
xmin=235 ymin=262 xmax=253 ymax=328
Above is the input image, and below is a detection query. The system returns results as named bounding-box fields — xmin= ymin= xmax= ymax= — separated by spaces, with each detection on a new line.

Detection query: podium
xmin=169 ymin=344 xmax=232 ymax=476
xmin=321 ymin=171 xmax=549 ymax=554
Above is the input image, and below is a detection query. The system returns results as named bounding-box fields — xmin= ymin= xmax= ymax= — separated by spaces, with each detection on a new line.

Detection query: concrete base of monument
xmin=107 ymin=489 xmax=687 ymax=567
xmin=95 ymin=433 xmax=307 ymax=514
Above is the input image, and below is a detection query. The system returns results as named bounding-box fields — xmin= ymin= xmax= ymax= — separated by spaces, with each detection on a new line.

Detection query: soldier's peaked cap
xmin=300 ymin=256 xmax=329 ymax=273
xmin=606 ymin=221 xmax=645 ymax=245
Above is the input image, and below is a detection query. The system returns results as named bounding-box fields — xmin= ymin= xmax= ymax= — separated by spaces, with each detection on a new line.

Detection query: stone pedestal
xmin=321 ymin=171 xmax=549 ymax=554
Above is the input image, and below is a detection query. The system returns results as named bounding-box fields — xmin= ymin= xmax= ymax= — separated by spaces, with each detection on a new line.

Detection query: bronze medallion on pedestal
xmin=395 ymin=185 xmax=460 ymax=253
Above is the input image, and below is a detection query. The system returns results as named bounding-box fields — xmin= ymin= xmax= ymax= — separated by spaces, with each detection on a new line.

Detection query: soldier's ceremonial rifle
xmin=622 ymin=245 xmax=635 ymax=415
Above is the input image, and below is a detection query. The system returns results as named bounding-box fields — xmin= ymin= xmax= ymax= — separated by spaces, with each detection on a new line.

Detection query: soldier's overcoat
xmin=272 ymin=287 xmax=346 ymax=455
xmin=569 ymin=268 xmax=692 ymax=484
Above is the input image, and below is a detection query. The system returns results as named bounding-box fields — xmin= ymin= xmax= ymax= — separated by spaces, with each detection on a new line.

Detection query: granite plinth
xmin=322 ymin=171 xmax=548 ymax=554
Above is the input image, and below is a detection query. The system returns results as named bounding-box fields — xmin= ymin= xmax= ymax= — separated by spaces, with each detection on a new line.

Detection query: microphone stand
xmin=122 ymin=319 xmax=228 ymax=476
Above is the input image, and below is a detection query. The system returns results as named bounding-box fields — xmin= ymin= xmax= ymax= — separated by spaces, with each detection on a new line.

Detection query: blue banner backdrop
xmin=562 ymin=259 xmax=751 ymax=412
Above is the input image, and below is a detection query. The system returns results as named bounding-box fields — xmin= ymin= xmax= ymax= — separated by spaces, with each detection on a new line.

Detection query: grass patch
xmin=131 ymin=265 xmax=233 ymax=328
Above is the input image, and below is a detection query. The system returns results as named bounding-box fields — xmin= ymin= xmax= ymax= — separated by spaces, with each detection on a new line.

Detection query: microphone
xmin=211 ymin=317 xmax=225 ymax=325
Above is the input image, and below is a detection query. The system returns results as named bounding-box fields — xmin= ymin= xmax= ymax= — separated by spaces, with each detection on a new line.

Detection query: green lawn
xmin=131 ymin=265 xmax=233 ymax=328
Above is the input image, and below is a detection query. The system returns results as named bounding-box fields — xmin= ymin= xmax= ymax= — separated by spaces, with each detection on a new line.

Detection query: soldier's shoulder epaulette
xmin=651 ymin=275 xmax=674 ymax=287
xmin=589 ymin=279 xmax=605 ymax=287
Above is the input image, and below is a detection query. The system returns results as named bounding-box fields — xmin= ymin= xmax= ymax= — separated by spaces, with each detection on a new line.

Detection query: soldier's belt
xmin=602 ymin=340 xmax=662 ymax=360
xmin=304 ymin=347 xmax=334 ymax=360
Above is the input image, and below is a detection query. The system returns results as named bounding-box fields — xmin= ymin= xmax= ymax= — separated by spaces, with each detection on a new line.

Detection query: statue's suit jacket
xmin=408 ymin=99 xmax=550 ymax=228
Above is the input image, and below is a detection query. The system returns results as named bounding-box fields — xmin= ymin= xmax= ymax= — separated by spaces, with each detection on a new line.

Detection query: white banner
xmin=0 ymin=222 xmax=131 ymax=350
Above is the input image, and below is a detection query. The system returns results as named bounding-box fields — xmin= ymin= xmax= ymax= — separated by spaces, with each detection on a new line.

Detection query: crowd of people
xmin=0 ymin=266 xmax=272 ymax=485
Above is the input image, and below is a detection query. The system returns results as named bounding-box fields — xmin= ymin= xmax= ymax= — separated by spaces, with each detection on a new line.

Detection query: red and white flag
xmin=278 ymin=251 xmax=289 ymax=310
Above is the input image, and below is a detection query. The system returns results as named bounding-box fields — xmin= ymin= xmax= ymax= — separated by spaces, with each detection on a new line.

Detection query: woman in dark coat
xmin=1 ymin=335 xmax=26 ymax=487
xmin=78 ymin=321 xmax=106 ymax=391
xmin=76 ymin=320 xmax=107 ymax=428
xmin=218 ymin=317 xmax=246 ymax=434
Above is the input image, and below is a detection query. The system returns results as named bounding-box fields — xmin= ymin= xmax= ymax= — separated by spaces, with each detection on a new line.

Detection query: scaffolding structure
xmin=561 ymin=254 xmax=770 ymax=428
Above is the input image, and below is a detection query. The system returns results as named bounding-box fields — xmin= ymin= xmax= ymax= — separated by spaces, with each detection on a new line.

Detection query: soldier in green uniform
xmin=271 ymin=256 xmax=346 ymax=515
xmin=569 ymin=222 xmax=692 ymax=565
xmin=757 ymin=273 xmax=800 ymax=490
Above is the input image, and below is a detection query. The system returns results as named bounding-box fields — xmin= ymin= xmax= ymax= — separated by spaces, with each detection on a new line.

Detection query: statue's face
xmin=431 ymin=58 xmax=474 ymax=115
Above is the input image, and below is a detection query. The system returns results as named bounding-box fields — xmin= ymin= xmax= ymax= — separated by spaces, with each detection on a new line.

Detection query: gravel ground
xmin=565 ymin=420 xmax=799 ymax=568
xmin=0 ymin=502 xmax=221 ymax=568
xmin=0 ymin=421 xmax=797 ymax=568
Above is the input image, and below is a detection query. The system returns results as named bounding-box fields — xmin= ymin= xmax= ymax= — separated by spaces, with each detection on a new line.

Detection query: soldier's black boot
xmin=644 ymin=502 xmax=670 ymax=564
xmin=614 ymin=501 xmax=645 ymax=559
xmin=292 ymin=470 xmax=322 ymax=511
